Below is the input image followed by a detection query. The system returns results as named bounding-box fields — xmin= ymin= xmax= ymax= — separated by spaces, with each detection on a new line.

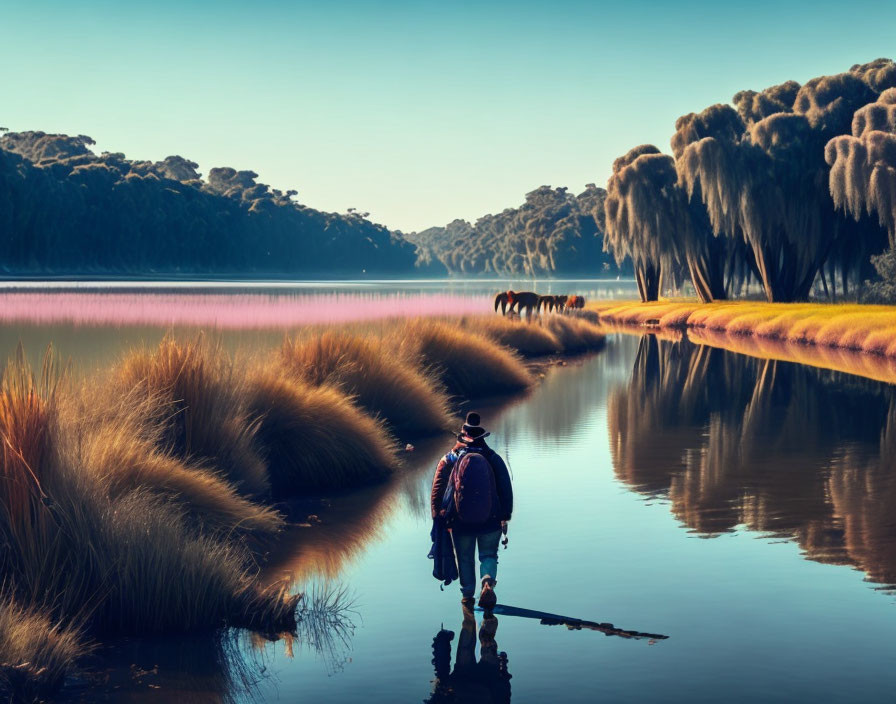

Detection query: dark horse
xmin=537 ymin=295 xmax=556 ymax=313
xmin=507 ymin=290 xmax=539 ymax=318
xmin=495 ymin=290 xmax=539 ymax=317
xmin=494 ymin=291 xmax=509 ymax=315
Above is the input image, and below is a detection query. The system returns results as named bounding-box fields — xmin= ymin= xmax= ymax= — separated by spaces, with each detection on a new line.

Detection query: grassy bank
xmin=0 ymin=312 xmax=604 ymax=699
xmin=591 ymin=301 xmax=896 ymax=355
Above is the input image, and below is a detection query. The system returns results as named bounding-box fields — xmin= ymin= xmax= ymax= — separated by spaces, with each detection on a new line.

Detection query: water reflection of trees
xmin=609 ymin=335 xmax=896 ymax=586
xmin=499 ymin=338 xmax=638 ymax=448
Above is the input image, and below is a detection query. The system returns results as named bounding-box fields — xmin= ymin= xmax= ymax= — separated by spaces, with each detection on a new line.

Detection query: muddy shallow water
xmin=65 ymin=331 xmax=896 ymax=703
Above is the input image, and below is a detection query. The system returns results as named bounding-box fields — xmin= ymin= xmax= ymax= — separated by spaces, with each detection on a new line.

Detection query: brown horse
xmin=507 ymin=290 xmax=540 ymax=318
xmin=567 ymin=295 xmax=586 ymax=310
xmin=494 ymin=291 xmax=509 ymax=315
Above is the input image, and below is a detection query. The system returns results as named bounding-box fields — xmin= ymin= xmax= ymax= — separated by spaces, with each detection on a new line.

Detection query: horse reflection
xmin=610 ymin=334 xmax=896 ymax=585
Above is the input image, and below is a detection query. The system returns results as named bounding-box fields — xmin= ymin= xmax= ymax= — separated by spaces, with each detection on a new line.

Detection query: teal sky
xmin=2 ymin=0 xmax=894 ymax=232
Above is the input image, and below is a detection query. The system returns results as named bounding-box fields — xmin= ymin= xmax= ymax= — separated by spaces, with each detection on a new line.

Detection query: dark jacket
xmin=428 ymin=517 xmax=459 ymax=587
xmin=430 ymin=438 xmax=513 ymax=535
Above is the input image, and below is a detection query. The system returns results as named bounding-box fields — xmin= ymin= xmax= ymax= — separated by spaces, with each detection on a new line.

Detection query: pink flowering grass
xmin=0 ymin=292 xmax=493 ymax=329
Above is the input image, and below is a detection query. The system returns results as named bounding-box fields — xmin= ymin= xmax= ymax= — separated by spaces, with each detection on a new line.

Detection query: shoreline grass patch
xmin=463 ymin=316 xmax=562 ymax=357
xmin=0 ymin=352 xmax=298 ymax=696
xmin=590 ymin=299 xmax=896 ymax=382
xmin=278 ymin=332 xmax=452 ymax=438
xmin=247 ymin=370 xmax=397 ymax=496
xmin=591 ymin=301 xmax=896 ymax=353
xmin=401 ymin=319 xmax=533 ymax=399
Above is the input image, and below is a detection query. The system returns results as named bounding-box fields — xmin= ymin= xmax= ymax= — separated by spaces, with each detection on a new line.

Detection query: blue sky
xmin=2 ymin=0 xmax=895 ymax=231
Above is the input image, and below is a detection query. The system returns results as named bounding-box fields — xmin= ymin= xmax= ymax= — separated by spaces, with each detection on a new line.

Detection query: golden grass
xmin=400 ymin=319 xmax=533 ymax=399
xmin=247 ymin=369 xmax=397 ymax=495
xmin=462 ymin=316 xmax=562 ymax=357
xmin=75 ymin=408 xmax=284 ymax=536
xmin=542 ymin=316 xmax=608 ymax=354
xmin=0 ymin=352 xmax=298 ymax=696
xmin=278 ymin=331 xmax=452 ymax=438
xmin=115 ymin=336 xmax=270 ymax=497
xmin=590 ymin=300 xmax=896 ymax=362
xmin=461 ymin=313 xmax=606 ymax=358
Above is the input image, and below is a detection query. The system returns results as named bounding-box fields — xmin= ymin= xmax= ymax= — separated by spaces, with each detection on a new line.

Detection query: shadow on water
xmin=609 ymin=334 xmax=896 ymax=588
xmin=476 ymin=605 xmax=668 ymax=640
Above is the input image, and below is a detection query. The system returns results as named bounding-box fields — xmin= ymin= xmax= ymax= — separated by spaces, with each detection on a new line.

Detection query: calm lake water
xmin=0 ymin=278 xmax=635 ymax=372
xmin=12 ymin=282 xmax=894 ymax=703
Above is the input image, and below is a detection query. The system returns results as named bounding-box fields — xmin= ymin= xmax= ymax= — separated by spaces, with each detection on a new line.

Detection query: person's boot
xmin=478 ymin=576 xmax=497 ymax=611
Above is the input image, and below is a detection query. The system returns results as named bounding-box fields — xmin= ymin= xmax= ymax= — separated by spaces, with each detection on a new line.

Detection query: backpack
xmin=446 ymin=449 xmax=498 ymax=525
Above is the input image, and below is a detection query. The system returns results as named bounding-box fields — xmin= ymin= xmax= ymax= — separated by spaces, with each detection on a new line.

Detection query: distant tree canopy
xmin=605 ymin=58 xmax=896 ymax=302
xmin=0 ymin=131 xmax=432 ymax=277
xmin=406 ymin=184 xmax=627 ymax=277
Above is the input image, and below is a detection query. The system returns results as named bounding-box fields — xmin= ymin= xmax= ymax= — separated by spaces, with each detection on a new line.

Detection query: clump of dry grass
xmin=542 ymin=316 xmax=608 ymax=354
xmin=0 ymin=596 xmax=85 ymax=701
xmin=400 ymin=320 xmax=532 ymax=399
xmin=247 ymin=369 xmax=397 ymax=496
xmin=65 ymin=379 xmax=284 ymax=537
xmin=462 ymin=316 xmax=561 ymax=357
xmin=278 ymin=331 xmax=451 ymax=438
xmin=114 ymin=336 xmax=269 ymax=497
xmin=0 ymin=351 xmax=298 ymax=697
xmin=94 ymin=490 xmax=298 ymax=635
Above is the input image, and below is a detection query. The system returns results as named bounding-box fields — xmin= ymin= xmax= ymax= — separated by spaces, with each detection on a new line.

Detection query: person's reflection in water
xmin=426 ymin=611 xmax=511 ymax=703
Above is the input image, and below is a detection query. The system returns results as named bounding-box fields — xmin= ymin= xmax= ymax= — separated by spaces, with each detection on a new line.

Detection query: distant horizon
xmin=3 ymin=0 xmax=895 ymax=232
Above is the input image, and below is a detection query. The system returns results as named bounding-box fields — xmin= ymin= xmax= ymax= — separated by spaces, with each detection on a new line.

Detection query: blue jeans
xmin=452 ymin=530 xmax=501 ymax=598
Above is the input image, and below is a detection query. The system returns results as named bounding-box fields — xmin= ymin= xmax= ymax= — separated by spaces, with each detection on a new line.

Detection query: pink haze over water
xmin=0 ymin=291 xmax=494 ymax=329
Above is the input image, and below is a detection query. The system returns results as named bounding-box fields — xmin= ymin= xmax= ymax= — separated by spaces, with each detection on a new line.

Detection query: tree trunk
xmin=819 ymin=267 xmax=830 ymax=301
xmin=636 ymin=262 xmax=662 ymax=302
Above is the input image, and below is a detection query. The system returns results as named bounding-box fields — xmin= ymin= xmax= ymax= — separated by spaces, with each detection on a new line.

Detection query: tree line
xmin=0 ymin=131 xmax=432 ymax=278
xmin=407 ymin=184 xmax=629 ymax=277
xmin=604 ymin=58 xmax=896 ymax=302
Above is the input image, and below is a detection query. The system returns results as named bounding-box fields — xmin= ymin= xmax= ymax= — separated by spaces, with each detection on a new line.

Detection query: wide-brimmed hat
xmin=457 ymin=411 xmax=490 ymax=442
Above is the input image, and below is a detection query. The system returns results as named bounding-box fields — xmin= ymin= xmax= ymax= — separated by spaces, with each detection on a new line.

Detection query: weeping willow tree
xmin=604 ymin=145 xmax=685 ymax=301
xmin=827 ymin=87 xmax=896 ymax=245
xmin=671 ymin=104 xmax=756 ymax=299
xmin=733 ymin=81 xmax=801 ymax=126
xmin=675 ymin=71 xmax=886 ymax=302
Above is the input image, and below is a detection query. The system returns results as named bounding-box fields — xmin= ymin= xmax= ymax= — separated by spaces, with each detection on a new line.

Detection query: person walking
xmin=431 ymin=412 xmax=513 ymax=612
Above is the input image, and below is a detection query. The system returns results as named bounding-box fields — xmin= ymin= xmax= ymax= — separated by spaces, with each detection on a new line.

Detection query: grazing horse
xmin=494 ymin=291 xmax=509 ymax=315
xmin=507 ymin=290 xmax=540 ymax=318
xmin=538 ymin=295 xmax=556 ymax=313
xmin=567 ymin=295 xmax=586 ymax=310
xmin=554 ymin=295 xmax=568 ymax=311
